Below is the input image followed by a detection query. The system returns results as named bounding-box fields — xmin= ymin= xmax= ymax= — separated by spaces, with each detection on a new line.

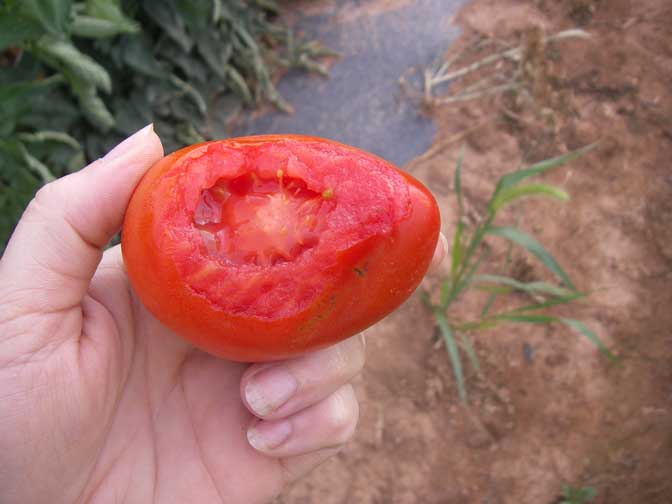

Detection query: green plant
xmin=0 ymin=0 xmax=334 ymax=254
xmin=556 ymin=485 xmax=597 ymax=504
xmin=423 ymin=144 xmax=615 ymax=402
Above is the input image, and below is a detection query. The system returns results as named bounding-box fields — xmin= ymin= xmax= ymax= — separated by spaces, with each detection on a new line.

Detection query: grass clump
xmin=423 ymin=144 xmax=615 ymax=402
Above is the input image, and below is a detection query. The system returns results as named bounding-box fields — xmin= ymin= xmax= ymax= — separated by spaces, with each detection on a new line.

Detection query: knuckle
xmin=32 ymin=180 xmax=61 ymax=206
xmin=327 ymin=385 xmax=359 ymax=444
xmin=27 ymin=181 xmax=66 ymax=223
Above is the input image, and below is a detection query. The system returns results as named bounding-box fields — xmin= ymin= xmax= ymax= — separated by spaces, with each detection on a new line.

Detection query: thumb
xmin=0 ymin=124 xmax=163 ymax=313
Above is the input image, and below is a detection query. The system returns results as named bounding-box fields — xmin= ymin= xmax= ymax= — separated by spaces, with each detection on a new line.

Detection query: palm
xmin=74 ymin=247 xmax=284 ymax=503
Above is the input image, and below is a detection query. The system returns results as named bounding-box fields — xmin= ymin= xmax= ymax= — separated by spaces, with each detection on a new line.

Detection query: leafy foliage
xmin=556 ymin=485 xmax=597 ymax=504
xmin=424 ymin=144 xmax=615 ymax=402
xmin=0 ymin=0 xmax=334 ymax=253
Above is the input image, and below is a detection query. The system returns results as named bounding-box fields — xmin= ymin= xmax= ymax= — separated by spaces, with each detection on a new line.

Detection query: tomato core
xmin=193 ymin=170 xmax=330 ymax=267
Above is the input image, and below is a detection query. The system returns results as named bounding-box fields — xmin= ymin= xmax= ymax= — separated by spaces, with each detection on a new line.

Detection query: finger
xmin=247 ymin=384 xmax=358 ymax=458
xmin=241 ymin=333 xmax=366 ymax=420
xmin=428 ymin=231 xmax=448 ymax=273
xmin=0 ymin=124 xmax=163 ymax=314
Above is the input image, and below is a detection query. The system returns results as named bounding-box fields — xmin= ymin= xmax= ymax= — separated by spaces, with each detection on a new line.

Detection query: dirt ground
xmin=278 ymin=0 xmax=672 ymax=502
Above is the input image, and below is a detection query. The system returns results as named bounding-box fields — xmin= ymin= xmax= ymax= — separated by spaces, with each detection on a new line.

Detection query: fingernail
xmin=104 ymin=123 xmax=155 ymax=162
xmin=247 ymin=419 xmax=292 ymax=452
xmin=429 ymin=232 xmax=448 ymax=272
xmin=245 ymin=367 xmax=298 ymax=417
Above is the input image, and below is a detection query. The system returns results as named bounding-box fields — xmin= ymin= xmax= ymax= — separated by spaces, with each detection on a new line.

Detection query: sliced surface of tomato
xmin=122 ymin=135 xmax=440 ymax=361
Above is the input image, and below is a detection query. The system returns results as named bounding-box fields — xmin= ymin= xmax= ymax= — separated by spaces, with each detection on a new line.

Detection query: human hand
xmin=0 ymin=125 xmax=445 ymax=503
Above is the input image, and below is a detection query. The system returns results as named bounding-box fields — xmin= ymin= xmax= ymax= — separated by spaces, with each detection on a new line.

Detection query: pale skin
xmin=0 ymin=125 xmax=445 ymax=503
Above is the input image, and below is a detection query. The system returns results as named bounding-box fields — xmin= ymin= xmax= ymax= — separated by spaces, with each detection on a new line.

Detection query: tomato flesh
xmin=194 ymin=173 xmax=324 ymax=267
xmin=122 ymin=135 xmax=440 ymax=362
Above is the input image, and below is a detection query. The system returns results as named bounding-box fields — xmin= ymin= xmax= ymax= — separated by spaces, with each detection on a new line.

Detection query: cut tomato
xmin=122 ymin=135 xmax=440 ymax=361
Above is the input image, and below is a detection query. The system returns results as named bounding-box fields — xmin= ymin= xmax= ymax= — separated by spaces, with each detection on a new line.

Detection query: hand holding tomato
xmin=0 ymin=126 xmax=445 ymax=503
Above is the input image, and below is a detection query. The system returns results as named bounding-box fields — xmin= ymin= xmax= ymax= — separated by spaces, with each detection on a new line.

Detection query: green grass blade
xmin=473 ymin=274 xmax=575 ymax=297
xmin=486 ymin=226 xmax=576 ymax=290
xmin=560 ymin=318 xmax=616 ymax=360
xmin=456 ymin=320 xmax=498 ymax=331
xmin=476 ymin=285 xmax=511 ymax=295
xmin=479 ymin=233 xmax=517 ymax=318
xmin=459 ymin=332 xmax=480 ymax=373
xmin=449 ymin=248 xmax=490 ymax=306
xmin=494 ymin=143 xmax=597 ymax=195
xmin=489 ymin=183 xmax=568 ymax=213
xmin=435 ymin=311 xmax=466 ymax=402
xmin=439 ymin=278 xmax=451 ymax=308
xmin=419 ymin=289 xmax=432 ymax=309
xmin=507 ymin=292 xmax=586 ymax=313
xmin=455 ymin=145 xmax=464 ymax=215
xmin=450 ymin=219 xmax=464 ymax=278
xmin=481 ymin=292 xmax=498 ymax=317
xmin=493 ymin=313 xmax=557 ymax=324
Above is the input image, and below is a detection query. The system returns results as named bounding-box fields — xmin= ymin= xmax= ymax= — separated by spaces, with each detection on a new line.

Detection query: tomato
xmin=122 ymin=135 xmax=440 ymax=361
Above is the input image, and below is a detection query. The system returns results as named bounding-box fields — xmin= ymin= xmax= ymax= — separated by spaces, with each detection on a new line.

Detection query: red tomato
xmin=122 ymin=135 xmax=440 ymax=361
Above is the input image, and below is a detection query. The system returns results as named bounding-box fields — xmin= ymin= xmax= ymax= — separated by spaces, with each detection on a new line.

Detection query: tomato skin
xmin=122 ymin=135 xmax=440 ymax=361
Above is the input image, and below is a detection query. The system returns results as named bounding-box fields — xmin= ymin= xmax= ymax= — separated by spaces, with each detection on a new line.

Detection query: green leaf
xmin=486 ymin=226 xmax=576 ymax=290
xmin=493 ymin=314 xmax=557 ymax=324
xmin=16 ymin=130 xmax=80 ymax=150
xmin=456 ymin=320 xmax=498 ymax=332
xmin=84 ymin=0 xmax=139 ymax=34
xmin=450 ymin=220 xmax=464 ymax=278
xmin=157 ymin=39 xmax=208 ymax=83
xmin=439 ymin=278 xmax=451 ymax=308
xmin=559 ymin=318 xmax=616 ymax=360
xmin=113 ymin=94 xmax=153 ymax=136
xmin=455 ymin=145 xmax=464 ymax=214
xmin=35 ymin=37 xmax=112 ymax=93
xmin=0 ymin=75 xmax=65 ymax=124
xmin=459 ymin=333 xmax=480 ymax=373
xmin=473 ymin=274 xmax=574 ymax=297
xmin=506 ymin=292 xmax=586 ymax=313
xmin=494 ymin=143 xmax=597 ymax=196
xmin=67 ymin=150 xmax=86 ymax=172
xmin=451 ymin=247 xmax=491 ymax=303
xmin=176 ymin=122 xmax=206 ymax=145
xmin=122 ymin=35 xmax=166 ymax=78
xmin=561 ymin=485 xmax=597 ymax=503
xmin=252 ymin=0 xmax=280 ymax=14
xmin=168 ymin=74 xmax=207 ymax=115
xmin=212 ymin=0 xmax=223 ymax=22
xmin=0 ymin=11 xmax=44 ymax=49
xmin=489 ymin=183 xmax=569 ymax=213
xmin=20 ymin=0 xmax=72 ymax=35
xmin=480 ymin=292 xmax=498 ymax=318
xmin=176 ymin=0 xmax=212 ymax=33
xmin=225 ymin=65 xmax=253 ymax=104
xmin=66 ymin=73 xmax=115 ymax=130
xmin=142 ymin=0 xmax=192 ymax=52
xmin=13 ymin=141 xmax=55 ymax=182
xmin=435 ymin=311 xmax=466 ymax=402
xmin=70 ymin=15 xmax=138 ymax=38
xmin=197 ymin=33 xmax=232 ymax=81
